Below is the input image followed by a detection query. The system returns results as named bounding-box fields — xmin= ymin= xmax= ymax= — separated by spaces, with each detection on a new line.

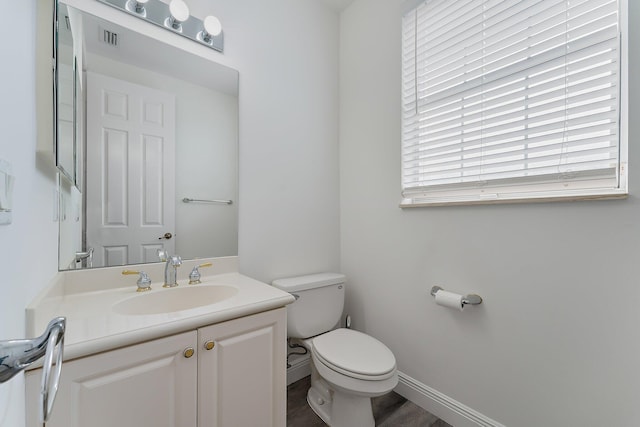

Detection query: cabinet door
xmin=198 ymin=308 xmax=287 ymax=427
xmin=25 ymin=331 xmax=198 ymax=427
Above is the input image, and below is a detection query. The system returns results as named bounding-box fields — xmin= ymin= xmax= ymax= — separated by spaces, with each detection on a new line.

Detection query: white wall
xmin=0 ymin=1 xmax=340 ymax=426
xmin=340 ymin=1 xmax=640 ymax=426
xmin=0 ymin=1 xmax=60 ymax=425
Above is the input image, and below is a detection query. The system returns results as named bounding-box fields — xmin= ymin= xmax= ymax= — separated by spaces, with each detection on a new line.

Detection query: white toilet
xmin=272 ymin=273 xmax=398 ymax=427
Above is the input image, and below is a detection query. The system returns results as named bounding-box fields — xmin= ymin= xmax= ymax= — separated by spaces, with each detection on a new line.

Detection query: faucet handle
xmin=122 ymin=270 xmax=152 ymax=292
xmin=157 ymin=249 xmax=169 ymax=262
xmin=188 ymin=262 xmax=212 ymax=285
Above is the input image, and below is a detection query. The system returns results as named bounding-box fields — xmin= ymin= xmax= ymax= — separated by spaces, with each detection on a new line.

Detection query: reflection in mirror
xmin=56 ymin=4 xmax=76 ymax=184
xmin=57 ymin=3 xmax=239 ymax=270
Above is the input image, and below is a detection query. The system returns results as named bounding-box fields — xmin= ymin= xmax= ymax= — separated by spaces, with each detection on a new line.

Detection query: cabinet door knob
xmin=204 ymin=340 xmax=215 ymax=351
xmin=183 ymin=347 xmax=195 ymax=358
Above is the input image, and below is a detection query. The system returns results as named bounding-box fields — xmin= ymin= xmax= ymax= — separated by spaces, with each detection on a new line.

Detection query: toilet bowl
xmin=305 ymin=328 xmax=398 ymax=427
xmin=272 ymin=273 xmax=398 ymax=427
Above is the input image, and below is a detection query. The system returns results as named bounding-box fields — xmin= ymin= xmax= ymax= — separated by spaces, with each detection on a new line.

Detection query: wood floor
xmin=287 ymin=376 xmax=453 ymax=427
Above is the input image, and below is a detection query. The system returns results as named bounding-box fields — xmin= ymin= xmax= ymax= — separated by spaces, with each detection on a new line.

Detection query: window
xmin=401 ymin=0 xmax=626 ymax=206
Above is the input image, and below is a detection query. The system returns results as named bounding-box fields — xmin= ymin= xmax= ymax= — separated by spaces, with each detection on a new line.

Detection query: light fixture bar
xmin=96 ymin=0 xmax=224 ymax=52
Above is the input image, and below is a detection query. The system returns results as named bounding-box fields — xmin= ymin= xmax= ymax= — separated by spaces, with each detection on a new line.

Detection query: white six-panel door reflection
xmin=86 ymin=72 xmax=176 ymax=267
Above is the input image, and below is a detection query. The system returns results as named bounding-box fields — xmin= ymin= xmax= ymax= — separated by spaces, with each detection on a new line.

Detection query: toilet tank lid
xmin=271 ymin=273 xmax=346 ymax=292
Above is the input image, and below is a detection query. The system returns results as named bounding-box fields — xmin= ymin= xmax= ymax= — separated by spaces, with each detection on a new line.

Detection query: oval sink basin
xmin=113 ymin=285 xmax=238 ymax=315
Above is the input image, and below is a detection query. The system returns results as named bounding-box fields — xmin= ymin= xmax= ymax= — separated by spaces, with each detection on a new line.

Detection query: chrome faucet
xmin=158 ymin=249 xmax=182 ymax=287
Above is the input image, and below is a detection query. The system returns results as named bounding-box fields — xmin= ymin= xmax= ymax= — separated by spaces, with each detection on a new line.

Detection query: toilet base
xmin=307 ymin=385 xmax=332 ymax=425
xmin=307 ymin=385 xmax=375 ymax=427
xmin=307 ymin=361 xmax=377 ymax=427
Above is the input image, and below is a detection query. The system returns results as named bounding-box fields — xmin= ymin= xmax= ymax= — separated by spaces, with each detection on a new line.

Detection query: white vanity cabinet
xmin=25 ymin=308 xmax=287 ymax=427
xmin=25 ymin=330 xmax=198 ymax=427
xmin=198 ymin=308 xmax=287 ymax=426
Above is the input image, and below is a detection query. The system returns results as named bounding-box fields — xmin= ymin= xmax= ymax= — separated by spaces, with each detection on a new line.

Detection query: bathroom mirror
xmin=57 ymin=2 xmax=239 ymax=270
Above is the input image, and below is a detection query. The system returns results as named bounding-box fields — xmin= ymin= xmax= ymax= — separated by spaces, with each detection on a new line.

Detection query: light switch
xmin=0 ymin=159 xmax=13 ymax=225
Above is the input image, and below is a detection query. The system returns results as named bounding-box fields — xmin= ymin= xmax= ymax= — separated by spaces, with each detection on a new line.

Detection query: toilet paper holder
xmin=430 ymin=286 xmax=483 ymax=306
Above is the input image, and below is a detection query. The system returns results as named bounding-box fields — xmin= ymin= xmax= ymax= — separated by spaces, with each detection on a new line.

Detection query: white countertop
xmin=26 ymin=257 xmax=294 ymax=368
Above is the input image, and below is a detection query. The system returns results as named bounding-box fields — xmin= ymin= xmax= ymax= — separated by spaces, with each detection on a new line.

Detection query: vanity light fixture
xmin=125 ymin=0 xmax=149 ymax=16
xmin=166 ymin=0 xmax=190 ymax=32
xmin=199 ymin=15 xmax=222 ymax=45
xmin=96 ymin=0 xmax=224 ymax=52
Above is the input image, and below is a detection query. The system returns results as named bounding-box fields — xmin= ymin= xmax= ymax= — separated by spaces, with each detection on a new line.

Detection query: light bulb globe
xmin=204 ymin=16 xmax=222 ymax=37
xmin=169 ymin=0 xmax=190 ymax=23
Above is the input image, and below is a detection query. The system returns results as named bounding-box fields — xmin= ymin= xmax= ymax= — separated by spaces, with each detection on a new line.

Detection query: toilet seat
xmin=312 ymin=329 xmax=396 ymax=381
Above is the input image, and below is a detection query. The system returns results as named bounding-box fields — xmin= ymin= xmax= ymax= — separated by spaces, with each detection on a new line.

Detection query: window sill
xmin=400 ymin=188 xmax=628 ymax=208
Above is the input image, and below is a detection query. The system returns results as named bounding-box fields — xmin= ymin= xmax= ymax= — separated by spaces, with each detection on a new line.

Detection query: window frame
xmin=400 ymin=0 xmax=628 ymax=207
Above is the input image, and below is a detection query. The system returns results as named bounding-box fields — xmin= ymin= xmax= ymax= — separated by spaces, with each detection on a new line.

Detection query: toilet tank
xmin=272 ymin=273 xmax=345 ymax=339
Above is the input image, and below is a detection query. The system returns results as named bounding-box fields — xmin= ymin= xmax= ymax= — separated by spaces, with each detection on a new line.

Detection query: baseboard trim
xmin=287 ymin=356 xmax=311 ymax=386
xmin=287 ymin=362 xmax=504 ymax=427
xmin=395 ymin=371 xmax=505 ymax=427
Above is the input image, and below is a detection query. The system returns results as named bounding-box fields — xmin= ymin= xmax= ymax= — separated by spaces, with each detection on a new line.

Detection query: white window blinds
xmin=401 ymin=0 xmax=623 ymax=205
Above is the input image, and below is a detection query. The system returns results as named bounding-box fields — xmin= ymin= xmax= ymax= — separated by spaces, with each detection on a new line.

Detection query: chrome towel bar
xmin=182 ymin=197 xmax=233 ymax=205
xmin=430 ymin=286 xmax=483 ymax=306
